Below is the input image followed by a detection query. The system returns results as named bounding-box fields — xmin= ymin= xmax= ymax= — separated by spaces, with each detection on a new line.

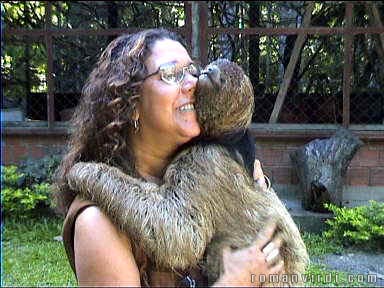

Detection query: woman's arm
xmin=74 ymin=207 xmax=282 ymax=287
xmin=74 ymin=206 xmax=140 ymax=287
xmin=67 ymin=147 xmax=218 ymax=270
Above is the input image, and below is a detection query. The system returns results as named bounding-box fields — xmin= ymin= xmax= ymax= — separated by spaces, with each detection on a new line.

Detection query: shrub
xmin=18 ymin=154 xmax=61 ymax=184
xmin=1 ymin=165 xmax=53 ymax=217
xmin=324 ymin=201 xmax=384 ymax=250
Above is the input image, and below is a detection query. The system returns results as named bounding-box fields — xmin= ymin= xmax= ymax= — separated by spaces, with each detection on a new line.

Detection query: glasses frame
xmin=142 ymin=61 xmax=200 ymax=86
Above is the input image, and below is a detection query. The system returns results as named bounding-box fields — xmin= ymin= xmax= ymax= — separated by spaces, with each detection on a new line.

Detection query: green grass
xmin=2 ymin=216 xmax=77 ymax=287
xmin=302 ymin=232 xmax=344 ymax=257
xmin=1 ymin=217 xmax=376 ymax=287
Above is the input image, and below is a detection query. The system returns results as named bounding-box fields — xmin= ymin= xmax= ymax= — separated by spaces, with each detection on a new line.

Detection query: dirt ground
xmin=311 ymin=250 xmax=384 ymax=287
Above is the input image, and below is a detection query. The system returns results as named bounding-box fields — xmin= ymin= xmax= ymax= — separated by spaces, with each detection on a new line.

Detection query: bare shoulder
xmin=75 ymin=206 xmax=124 ymax=239
xmin=74 ymin=206 xmax=141 ymax=286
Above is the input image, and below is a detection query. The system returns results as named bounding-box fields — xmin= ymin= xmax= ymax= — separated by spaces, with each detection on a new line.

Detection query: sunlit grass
xmin=2 ymin=216 xmax=77 ymax=287
xmin=302 ymin=232 xmax=343 ymax=257
xmin=1 ymin=218 xmax=376 ymax=287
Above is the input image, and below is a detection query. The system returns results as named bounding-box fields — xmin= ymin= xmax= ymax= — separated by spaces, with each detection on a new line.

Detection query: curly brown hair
xmin=54 ymin=28 xmax=186 ymax=215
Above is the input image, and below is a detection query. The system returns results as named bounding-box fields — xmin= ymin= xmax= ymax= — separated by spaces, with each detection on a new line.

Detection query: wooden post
xmin=369 ymin=3 xmax=384 ymax=52
xmin=342 ymin=3 xmax=354 ymax=127
xmin=365 ymin=2 xmax=384 ymax=125
xmin=199 ymin=2 xmax=208 ymax=65
xmin=269 ymin=2 xmax=315 ymax=123
xmin=366 ymin=2 xmax=384 ymax=60
xmin=190 ymin=1 xmax=200 ymax=60
xmin=184 ymin=2 xmax=192 ymax=52
xmin=45 ymin=1 xmax=55 ymax=125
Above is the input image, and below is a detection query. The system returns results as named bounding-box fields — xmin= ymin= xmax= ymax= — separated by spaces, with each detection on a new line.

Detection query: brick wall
xmin=2 ymin=134 xmax=68 ymax=165
xmin=255 ymin=139 xmax=384 ymax=187
xmin=2 ymin=129 xmax=384 ymax=189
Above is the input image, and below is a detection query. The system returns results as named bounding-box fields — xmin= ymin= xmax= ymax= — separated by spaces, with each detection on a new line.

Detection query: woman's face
xmin=137 ymin=39 xmax=200 ymax=146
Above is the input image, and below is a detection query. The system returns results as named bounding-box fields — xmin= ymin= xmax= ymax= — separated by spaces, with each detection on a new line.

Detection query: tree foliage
xmin=2 ymin=1 xmax=383 ymax=123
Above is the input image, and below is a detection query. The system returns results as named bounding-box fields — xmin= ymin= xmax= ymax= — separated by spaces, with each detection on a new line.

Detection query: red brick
xmin=257 ymin=149 xmax=284 ymax=166
xmin=281 ymin=149 xmax=295 ymax=165
xmin=29 ymin=145 xmax=46 ymax=159
xmin=353 ymin=149 xmax=380 ymax=167
xmin=379 ymin=151 xmax=384 ymax=164
xmin=12 ymin=144 xmax=29 ymax=160
xmin=366 ymin=143 xmax=384 ymax=151
xmin=349 ymin=154 xmax=360 ymax=167
xmin=346 ymin=167 xmax=370 ymax=186
xmin=272 ymin=167 xmax=292 ymax=184
xmin=3 ymin=136 xmax=20 ymax=146
xmin=370 ymin=168 xmax=384 ymax=186
xmin=20 ymin=135 xmax=40 ymax=144
xmin=40 ymin=137 xmax=61 ymax=145
xmin=1 ymin=145 xmax=14 ymax=165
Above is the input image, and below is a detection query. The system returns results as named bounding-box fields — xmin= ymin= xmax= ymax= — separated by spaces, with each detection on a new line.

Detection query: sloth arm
xmin=66 ymin=145 xmax=233 ymax=270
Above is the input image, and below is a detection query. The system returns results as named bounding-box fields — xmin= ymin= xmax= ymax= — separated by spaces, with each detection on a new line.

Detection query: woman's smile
xmin=178 ymin=103 xmax=195 ymax=112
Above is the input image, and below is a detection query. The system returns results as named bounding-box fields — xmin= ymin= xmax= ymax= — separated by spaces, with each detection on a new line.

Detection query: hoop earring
xmin=133 ymin=119 xmax=140 ymax=133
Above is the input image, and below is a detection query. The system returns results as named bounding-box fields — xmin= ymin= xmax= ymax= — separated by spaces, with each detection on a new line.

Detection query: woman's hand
xmin=213 ymin=221 xmax=284 ymax=287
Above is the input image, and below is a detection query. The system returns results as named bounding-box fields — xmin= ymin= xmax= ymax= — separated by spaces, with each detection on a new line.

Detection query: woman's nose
xmin=181 ymin=73 xmax=197 ymax=95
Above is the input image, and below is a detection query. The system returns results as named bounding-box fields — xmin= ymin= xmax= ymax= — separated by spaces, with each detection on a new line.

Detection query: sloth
xmin=67 ymin=59 xmax=309 ymax=286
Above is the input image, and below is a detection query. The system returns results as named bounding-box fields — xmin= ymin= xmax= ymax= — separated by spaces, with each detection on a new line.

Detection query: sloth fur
xmin=67 ymin=59 xmax=309 ymax=286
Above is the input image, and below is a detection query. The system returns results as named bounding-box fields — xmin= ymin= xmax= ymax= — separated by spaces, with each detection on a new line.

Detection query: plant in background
xmin=1 ymin=165 xmax=53 ymax=218
xmin=18 ymin=154 xmax=62 ymax=184
xmin=324 ymin=201 xmax=384 ymax=250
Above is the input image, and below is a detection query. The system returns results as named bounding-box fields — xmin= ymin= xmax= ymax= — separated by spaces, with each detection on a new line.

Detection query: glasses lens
xmin=159 ymin=62 xmax=179 ymax=84
xmin=159 ymin=62 xmax=200 ymax=85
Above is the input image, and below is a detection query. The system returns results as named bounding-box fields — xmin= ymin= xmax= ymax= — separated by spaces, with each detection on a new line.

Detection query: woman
xmin=55 ymin=28 xmax=283 ymax=287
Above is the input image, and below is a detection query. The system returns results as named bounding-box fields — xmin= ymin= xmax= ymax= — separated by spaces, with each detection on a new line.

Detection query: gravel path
xmin=311 ymin=251 xmax=384 ymax=287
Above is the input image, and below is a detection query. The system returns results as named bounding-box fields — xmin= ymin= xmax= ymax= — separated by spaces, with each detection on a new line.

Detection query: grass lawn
xmin=1 ymin=217 xmax=374 ymax=287
xmin=2 ymin=216 xmax=77 ymax=287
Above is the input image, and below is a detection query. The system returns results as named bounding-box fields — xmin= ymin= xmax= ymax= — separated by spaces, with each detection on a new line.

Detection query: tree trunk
xmin=248 ymin=2 xmax=260 ymax=87
xmin=290 ymin=128 xmax=363 ymax=212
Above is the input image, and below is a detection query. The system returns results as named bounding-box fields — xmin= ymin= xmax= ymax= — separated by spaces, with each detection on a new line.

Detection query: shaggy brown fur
xmin=67 ymin=60 xmax=309 ymax=286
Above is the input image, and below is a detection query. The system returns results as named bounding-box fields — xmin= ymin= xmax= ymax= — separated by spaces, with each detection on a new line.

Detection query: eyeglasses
xmin=142 ymin=61 xmax=200 ymax=85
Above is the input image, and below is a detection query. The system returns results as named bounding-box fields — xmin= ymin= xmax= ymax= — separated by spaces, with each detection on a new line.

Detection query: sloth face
xmin=195 ymin=59 xmax=254 ymax=138
xmin=198 ymin=64 xmax=223 ymax=91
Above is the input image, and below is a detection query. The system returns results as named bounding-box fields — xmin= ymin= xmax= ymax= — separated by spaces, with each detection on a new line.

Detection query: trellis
xmin=4 ymin=1 xmax=384 ymax=137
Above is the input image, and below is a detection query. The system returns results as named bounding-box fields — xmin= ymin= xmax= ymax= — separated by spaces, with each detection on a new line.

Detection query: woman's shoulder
xmin=75 ymin=204 xmax=133 ymax=252
xmin=72 ymin=200 xmax=141 ymax=286
xmin=75 ymin=204 xmax=131 ymax=245
xmin=62 ymin=196 xmax=137 ymax=273
xmin=75 ymin=205 xmax=110 ymax=233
